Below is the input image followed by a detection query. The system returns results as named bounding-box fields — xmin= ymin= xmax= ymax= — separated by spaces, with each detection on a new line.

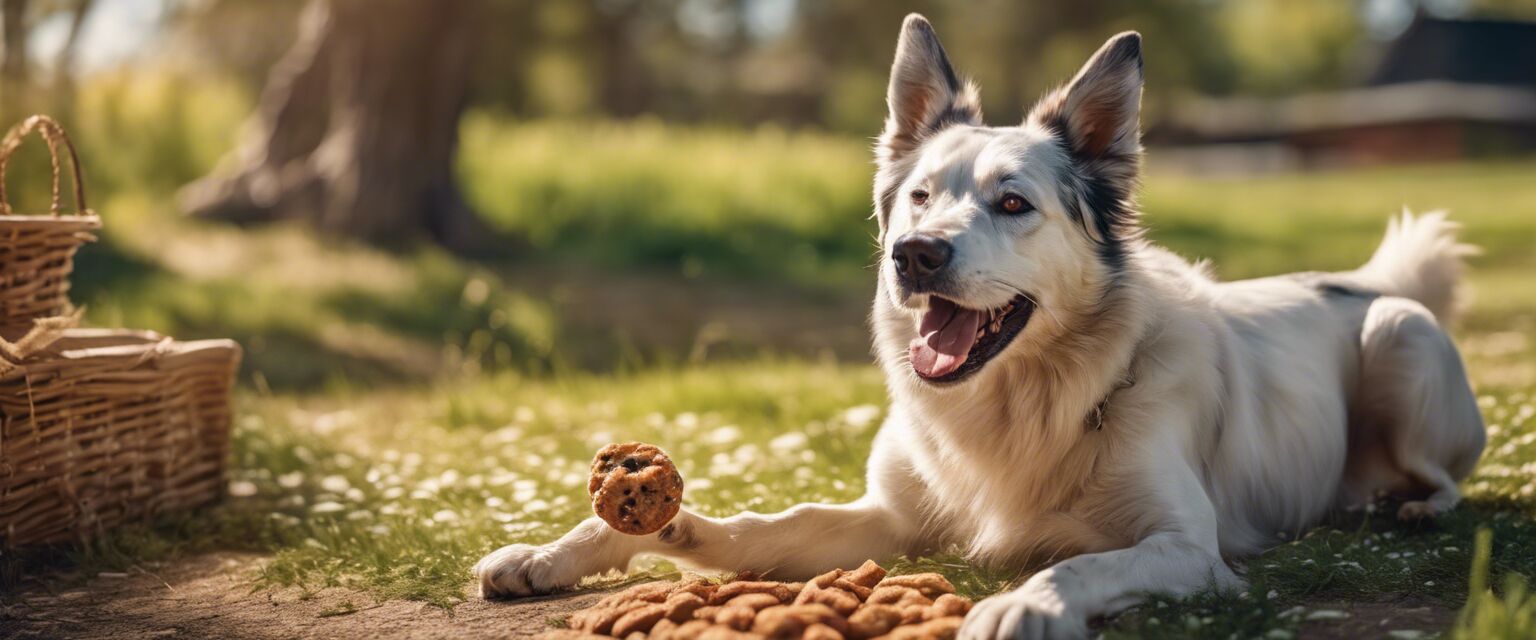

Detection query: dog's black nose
xmin=892 ymin=233 xmax=952 ymax=282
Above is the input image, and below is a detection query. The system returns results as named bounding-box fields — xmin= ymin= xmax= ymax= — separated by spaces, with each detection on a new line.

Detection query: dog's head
xmin=871 ymin=15 xmax=1144 ymax=386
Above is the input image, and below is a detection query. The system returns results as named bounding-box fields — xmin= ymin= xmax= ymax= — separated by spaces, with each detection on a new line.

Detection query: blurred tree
xmin=50 ymin=0 xmax=95 ymax=119
xmin=181 ymin=0 xmax=495 ymax=252
xmin=1 ymin=0 xmax=95 ymax=125
xmin=1 ymin=0 xmax=31 ymax=120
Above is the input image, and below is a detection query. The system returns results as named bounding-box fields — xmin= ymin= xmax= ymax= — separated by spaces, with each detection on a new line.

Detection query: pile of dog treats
xmin=540 ymin=560 xmax=972 ymax=640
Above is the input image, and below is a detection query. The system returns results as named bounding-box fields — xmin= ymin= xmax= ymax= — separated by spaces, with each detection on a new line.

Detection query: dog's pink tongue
xmin=909 ymin=297 xmax=981 ymax=378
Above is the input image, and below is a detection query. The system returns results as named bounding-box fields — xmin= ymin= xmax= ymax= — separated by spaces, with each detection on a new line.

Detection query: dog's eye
xmin=910 ymin=190 xmax=929 ymax=206
xmin=998 ymin=194 xmax=1032 ymax=215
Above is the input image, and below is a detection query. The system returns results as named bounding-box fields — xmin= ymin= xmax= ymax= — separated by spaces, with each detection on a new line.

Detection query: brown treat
xmin=926 ymin=594 xmax=973 ymax=620
xmin=589 ymin=443 xmax=685 ymax=535
xmin=664 ymin=592 xmax=707 ymax=622
xmin=569 ymin=600 xmax=650 ymax=634
xmin=671 ymin=620 xmax=712 ymax=640
xmin=712 ymin=605 xmax=756 ymax=631
xmin=877 ymin=574 xmax=955 ymax=598
xmin=872 ymin=617 xmax=959 ymax=640
xmin=751 ymin=604 xmax=848 ymax=637
xmin=804 ymin=623 xmax=846 ymax=640
xmin=612 ymin=603 xmax=668 ymax=636
xmin=808 ymin=568 xmax=846 ymax=589
xmin=652 ymin=618 xmax=679 ymax=640
xmin=897 ymin=591 xmax=933 ymax=608
xmin=534 ymin=631 xmax=611 ymax=640
xmin=899 ymin=603 xmax=929 ymax=625
xmin=844 ymin=560 xmax=888 ymax=589
xmin=831 ymin=578 xmax=873 ymax=600
xmin=919 ymin=616 xmax=963 ymax=640
xmin=846 ymin=603 xmax=903 ymax=639
xmin=675 ymin=579 xmax=718 ymax=601
xmin=794 ymin=584 xmax=860 ymax=616
xmin=708 ymin=581 xmax=794 ymax=605
xmin=595 ymin=581 xmax=678 ymax=608
xmin=693 ymin=606 xmax=721 ymax=621
xmin=750 ymin=605 xmax=807 ymax=638
xmin=867 ymin=586 xmax=922 ymax=606
xmin=724 ymin=592 xmax=782 ymax=611
xmin=784 ymin=582 xmax=807 ymax=599
xmin=698 ymin=626 xmax=756 ymax=640
xmin=589 ymin=443 xmax=662 ymax=495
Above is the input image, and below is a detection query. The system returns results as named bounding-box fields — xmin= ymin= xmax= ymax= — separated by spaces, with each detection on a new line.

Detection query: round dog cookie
xmin=589 ymin=442 xmax=684 ymax=535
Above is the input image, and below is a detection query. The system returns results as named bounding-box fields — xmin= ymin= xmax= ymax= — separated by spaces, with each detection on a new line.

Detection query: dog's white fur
xmin=474 ymin=15 xmax=1486 ymax=639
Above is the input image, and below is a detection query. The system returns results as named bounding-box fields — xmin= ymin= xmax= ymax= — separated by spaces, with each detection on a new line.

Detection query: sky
xmin=28 ymin=0 xmax=169 ymax=73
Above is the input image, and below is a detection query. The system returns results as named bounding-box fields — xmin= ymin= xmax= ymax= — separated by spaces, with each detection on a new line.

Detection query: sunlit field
xmin=7 ymin=77 xmax=1536 ymax=638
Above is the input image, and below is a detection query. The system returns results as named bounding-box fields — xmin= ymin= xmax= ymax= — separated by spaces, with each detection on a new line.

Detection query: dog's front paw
xmin=473 ymin=543 xmax=583 ymax=599
xmin=959 ymin=586 xmax=1088 ymax=640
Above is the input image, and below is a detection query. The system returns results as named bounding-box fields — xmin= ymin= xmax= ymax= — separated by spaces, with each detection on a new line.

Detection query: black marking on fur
xmin=1048 ymin=147 xmax=1141 ymax=287
xmin=918 ymin=23 xmax=964 ymax=95
xmin=1100 ymin=33 xmax=1144 ymax=77
xmin=1029 ymin=32 xmax=1145 ymax=287
xmin=1319 ymin=282 xmax=1374 ymax=299
xmin=1289 ymin=272 xmax=1381 ymax=300
xmin=657 ymin=519 xmax=699 ymax=550
xmin=924 ymin=105 xmax=977 ymax=137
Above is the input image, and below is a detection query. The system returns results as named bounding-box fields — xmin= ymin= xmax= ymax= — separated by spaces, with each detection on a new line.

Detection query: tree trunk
xmin=0 ymin=0 xmax=31 ymax=122
xmin=180 ymin=0 xmax=495 ymax=253
xmin=0 ymin=0 xmax=25 ymax=81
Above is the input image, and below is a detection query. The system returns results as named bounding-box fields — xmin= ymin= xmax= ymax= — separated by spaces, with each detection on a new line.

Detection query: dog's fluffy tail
xmin=1352 ymin=209 xmax=1477 ymax=326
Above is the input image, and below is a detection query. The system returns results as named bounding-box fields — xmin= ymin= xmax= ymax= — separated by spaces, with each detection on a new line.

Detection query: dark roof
xmin=1369 ymin=15 xmax=1536 ymax=88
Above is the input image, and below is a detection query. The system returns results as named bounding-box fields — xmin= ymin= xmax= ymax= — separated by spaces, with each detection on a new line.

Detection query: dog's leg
xmin=1352 ymin=296 xmax=1485 ymax=522
xmin=475 ymin=498 xmax=915 ymax=598
xmin=960 ymin=451 xmax=1240 ymax=640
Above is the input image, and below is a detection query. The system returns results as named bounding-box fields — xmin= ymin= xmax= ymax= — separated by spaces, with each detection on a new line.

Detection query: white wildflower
xmin=842 ymin=405 xmax=882 ymax=429
xmin=770 ymin=432 xmax=808 ymax=453
xmin=709 ymin=425 xmax=742 ymax=445
xmin=320 ymin=475 xmax=350 ymax=493
xmin=311 ymin=501 xmax=345 ymax=514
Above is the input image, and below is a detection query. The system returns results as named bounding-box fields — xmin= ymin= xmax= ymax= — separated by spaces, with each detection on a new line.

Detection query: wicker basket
xmin=0 ymin=115 xmax=100 ymax=339
xmin=0 ymin=327 xmax=241 ymax=546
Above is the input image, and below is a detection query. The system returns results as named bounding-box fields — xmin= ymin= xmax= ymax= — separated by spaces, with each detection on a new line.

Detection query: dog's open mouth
xmin=909 ymin=294 xmax=1035 ymax=383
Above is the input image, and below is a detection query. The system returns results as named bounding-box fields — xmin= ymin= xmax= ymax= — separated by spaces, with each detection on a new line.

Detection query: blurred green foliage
xmin=1452 ymin=529 xmax=1536 ymax=639
xmin=460 ymin=115 xmax=876 ymax=288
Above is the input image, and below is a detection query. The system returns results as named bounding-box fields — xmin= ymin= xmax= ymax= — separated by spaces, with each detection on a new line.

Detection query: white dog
xmin=475 ymin=15 xmax=1486 ymax=639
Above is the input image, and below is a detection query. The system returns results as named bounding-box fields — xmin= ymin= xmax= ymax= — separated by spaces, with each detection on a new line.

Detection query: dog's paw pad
xmin=1396 ymin=501 xmax=1439 ymax=522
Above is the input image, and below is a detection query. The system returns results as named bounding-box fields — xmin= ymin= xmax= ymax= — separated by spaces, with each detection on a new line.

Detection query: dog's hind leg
xmin=1350 ymin=296 xmax=1485 ymax=521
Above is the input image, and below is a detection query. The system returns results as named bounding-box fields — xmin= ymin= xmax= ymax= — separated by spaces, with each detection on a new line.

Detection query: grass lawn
xmin=4 ymin=109 xmax=1535 ymax=637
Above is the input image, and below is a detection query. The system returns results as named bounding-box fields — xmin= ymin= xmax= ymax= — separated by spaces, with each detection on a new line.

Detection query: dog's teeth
xmin=976 ymin=328 xmax=986 ymax=339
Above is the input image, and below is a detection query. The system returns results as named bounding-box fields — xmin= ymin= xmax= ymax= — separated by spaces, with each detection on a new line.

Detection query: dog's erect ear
xmin=1029 ymin=32 xmax=1143 ymax=163
xmin=878 ymin=14 xmax=982 ymax=165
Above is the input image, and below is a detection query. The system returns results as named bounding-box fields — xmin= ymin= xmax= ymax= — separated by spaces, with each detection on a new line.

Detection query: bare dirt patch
xmin=1 ymin=552 xmax=1465 ymax=639
xmin=1296 ymin=598 xmax=1458 ymax=639
xmin=0 ymin=553 xmax=595 ymax=639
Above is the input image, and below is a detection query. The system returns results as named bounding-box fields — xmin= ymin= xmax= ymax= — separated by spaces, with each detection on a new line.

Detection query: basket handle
xmin=0 ymin=115 xmax=90 ymax=216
